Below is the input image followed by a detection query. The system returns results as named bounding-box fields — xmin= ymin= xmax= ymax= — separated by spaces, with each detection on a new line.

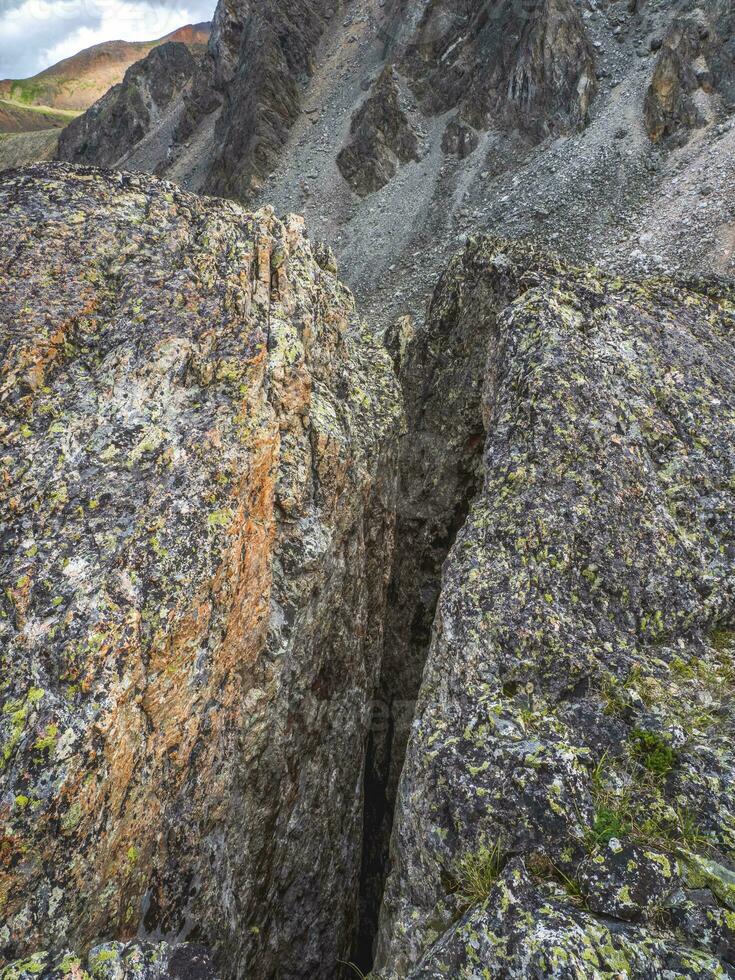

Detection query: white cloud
xmin=0 ymin=0 xmax=214 ymax=79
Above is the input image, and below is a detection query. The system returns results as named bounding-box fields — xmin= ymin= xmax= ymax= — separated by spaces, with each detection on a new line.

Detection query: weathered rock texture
xmin=57 ymin=43 xmax=197 ymax=168
xmin=2 ymin=941 xmax=218 ymax=980
xmin=389 ymin=0 xmax=597 ymax=137
xmin=0 ymin=163 xmax=402 ymax=980
xmin=374 ymin=239 xmax=735 ymax=976
xmin=337 ymin=69 xmax=420 ymax=196
xmin=645 ymin=2 xmax=735 ymax=143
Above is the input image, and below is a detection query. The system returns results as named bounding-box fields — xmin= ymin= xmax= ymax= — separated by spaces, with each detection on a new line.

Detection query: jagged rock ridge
xmin=56 ymin=43 xmax=199 ymax=168
xmin=204 ymin=0 xmax=342 ymax=200
xmin=0 ymin=163 xmax=401 ymax=980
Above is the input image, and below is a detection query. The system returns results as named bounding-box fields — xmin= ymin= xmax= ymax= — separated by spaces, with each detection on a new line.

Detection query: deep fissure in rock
xmin=351 ymin=301 xmax=504 ymax=967
xmin=354 ymin=479 xmax=481 ymax=971
xmin=351 ymin=253 xmax=551 ymax=969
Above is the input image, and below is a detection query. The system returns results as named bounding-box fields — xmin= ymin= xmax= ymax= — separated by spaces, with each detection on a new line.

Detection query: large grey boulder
xmin=0 ymin=163 xmax=402 ymax=980
xmin=374 ymin=238 xmax=735 ymax=977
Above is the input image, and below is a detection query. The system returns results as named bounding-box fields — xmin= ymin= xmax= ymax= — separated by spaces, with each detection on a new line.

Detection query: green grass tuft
xmin=630 ymin=729 xmax=676 ymax=776
xmin=453 ymin=839 xmax=507 ymax=910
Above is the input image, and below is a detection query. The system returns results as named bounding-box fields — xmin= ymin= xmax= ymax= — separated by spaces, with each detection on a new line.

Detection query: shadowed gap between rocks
xmin=353 ymin=478 xmax=482 ymax=972
xmin=348 ymin=247 xmax=560 ymax=971
xmin=349 ymin=267 xmax=513 ymax=969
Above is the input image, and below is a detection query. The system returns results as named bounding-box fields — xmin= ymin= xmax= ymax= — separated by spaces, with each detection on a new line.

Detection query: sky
xmin=0 ymin=0 xmax=215 ymax=78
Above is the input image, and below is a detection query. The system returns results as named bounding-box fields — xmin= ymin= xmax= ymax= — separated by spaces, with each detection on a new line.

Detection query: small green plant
xmin=630 ymin=729 xmax=676 ymax=776
xmin=453 ymin=839 xmax=506 ymax=910
xmin=592 ymin=805 xmax=631 ymax=845
xmin=598 ymin=673 xmax=628 ymax=717
xmin=710 ymin=627 xmax=735 ymax=654
xmin=527 ymin=853 xmax=586 ymax=907
xmin=674 ymin=807 xmax=714 ymax=853
xmin=586 ymin=747 xmax=709 ymax=857
xmin=587 ymin=755 xmax=635 ymax=848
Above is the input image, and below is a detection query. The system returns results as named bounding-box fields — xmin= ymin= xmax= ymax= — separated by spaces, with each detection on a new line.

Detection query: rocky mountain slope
xmin=56 ymin=44 xmax=201 ymax=169
xmin=0 ymin=25 xmax=210 ymax=115
xmin=0 ymin=131 xmax=60 ymax=171
xmin=54 ymin=0 xmax=734 ymax=330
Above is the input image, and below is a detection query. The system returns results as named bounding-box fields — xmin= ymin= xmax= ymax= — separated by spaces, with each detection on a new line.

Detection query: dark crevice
xmin=352 ymin=447 xmax=484 ymax=972
xmin=349 ymin=245 xmax=534 ymax=972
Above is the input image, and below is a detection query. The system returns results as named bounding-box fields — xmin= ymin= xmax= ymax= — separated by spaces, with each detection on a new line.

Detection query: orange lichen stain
xmin=45 ymin=390 xmax=283 ymax=945
xmin=7 ymin=294 xmax=101 ymax=399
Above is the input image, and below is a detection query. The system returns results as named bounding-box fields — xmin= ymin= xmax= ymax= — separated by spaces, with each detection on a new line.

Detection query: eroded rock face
xmin=374 ymin=239 xmax=735 ymax=976
xmin=57 ymin=43 xmax=197 ymax=168
xmin=337 ymin=69 xmax=421 ymax=197
xmin=0 ymin=163 xmax=402 ymax=980
xmin=390 ymin=0 xmax=597 ymax=137
xmin=337 ymin=0 xmax=596 ymax=195
xmin=645 ymin=2 xmax=735 ymax=144
xmin=440 ymin=119 xmax=479 ymax=160
xmin=204 ymin=0 xmax=342 ymax=200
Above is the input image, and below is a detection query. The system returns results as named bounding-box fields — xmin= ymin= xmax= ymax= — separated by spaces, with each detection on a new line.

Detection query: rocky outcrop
xmin=374 ymin=239 xmax=735 ymax=976
xmin=392 ymin=0 xmax=597 ymax=138
xmin=204 ymin=0 xmax=342 ymax=200
xmin=169 ymin=53 xmax=221 ymax=148
xmin=0 ymin=132 xmax=59 ymax=171
xmin=57 ymin=43 xmax=197 ymax=168
xmin=337 ymin=0 xmax=596 ymax=196
xmin=440 ymin=119 xmax=480 ymax=160
xmin=337 ymin=69 xmax=421 ymax=196
xmin=645 ymin=2 xmax=735 ymax=144
xmin=0 ymin=163 xmax=402 ymax=979
xmin=49 ymin=0 xmax=345 ymax=196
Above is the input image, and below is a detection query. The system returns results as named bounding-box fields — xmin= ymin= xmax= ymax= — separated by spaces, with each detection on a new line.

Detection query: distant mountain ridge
xmin=0 ymin=23 xmax=210 ymax=113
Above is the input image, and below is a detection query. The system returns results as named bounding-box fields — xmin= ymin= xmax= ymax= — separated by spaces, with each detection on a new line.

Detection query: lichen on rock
xmin=374 ymin=238 xmax=735 ymax=977
xmin=0 ymin=162 xmax=402 ymax=979
xmin=1 ymin=941 xmax=218 ymax=980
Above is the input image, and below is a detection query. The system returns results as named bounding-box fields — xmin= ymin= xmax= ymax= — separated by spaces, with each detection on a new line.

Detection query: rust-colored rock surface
xmin=0 ymin=163 xmax=402 ymax=980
